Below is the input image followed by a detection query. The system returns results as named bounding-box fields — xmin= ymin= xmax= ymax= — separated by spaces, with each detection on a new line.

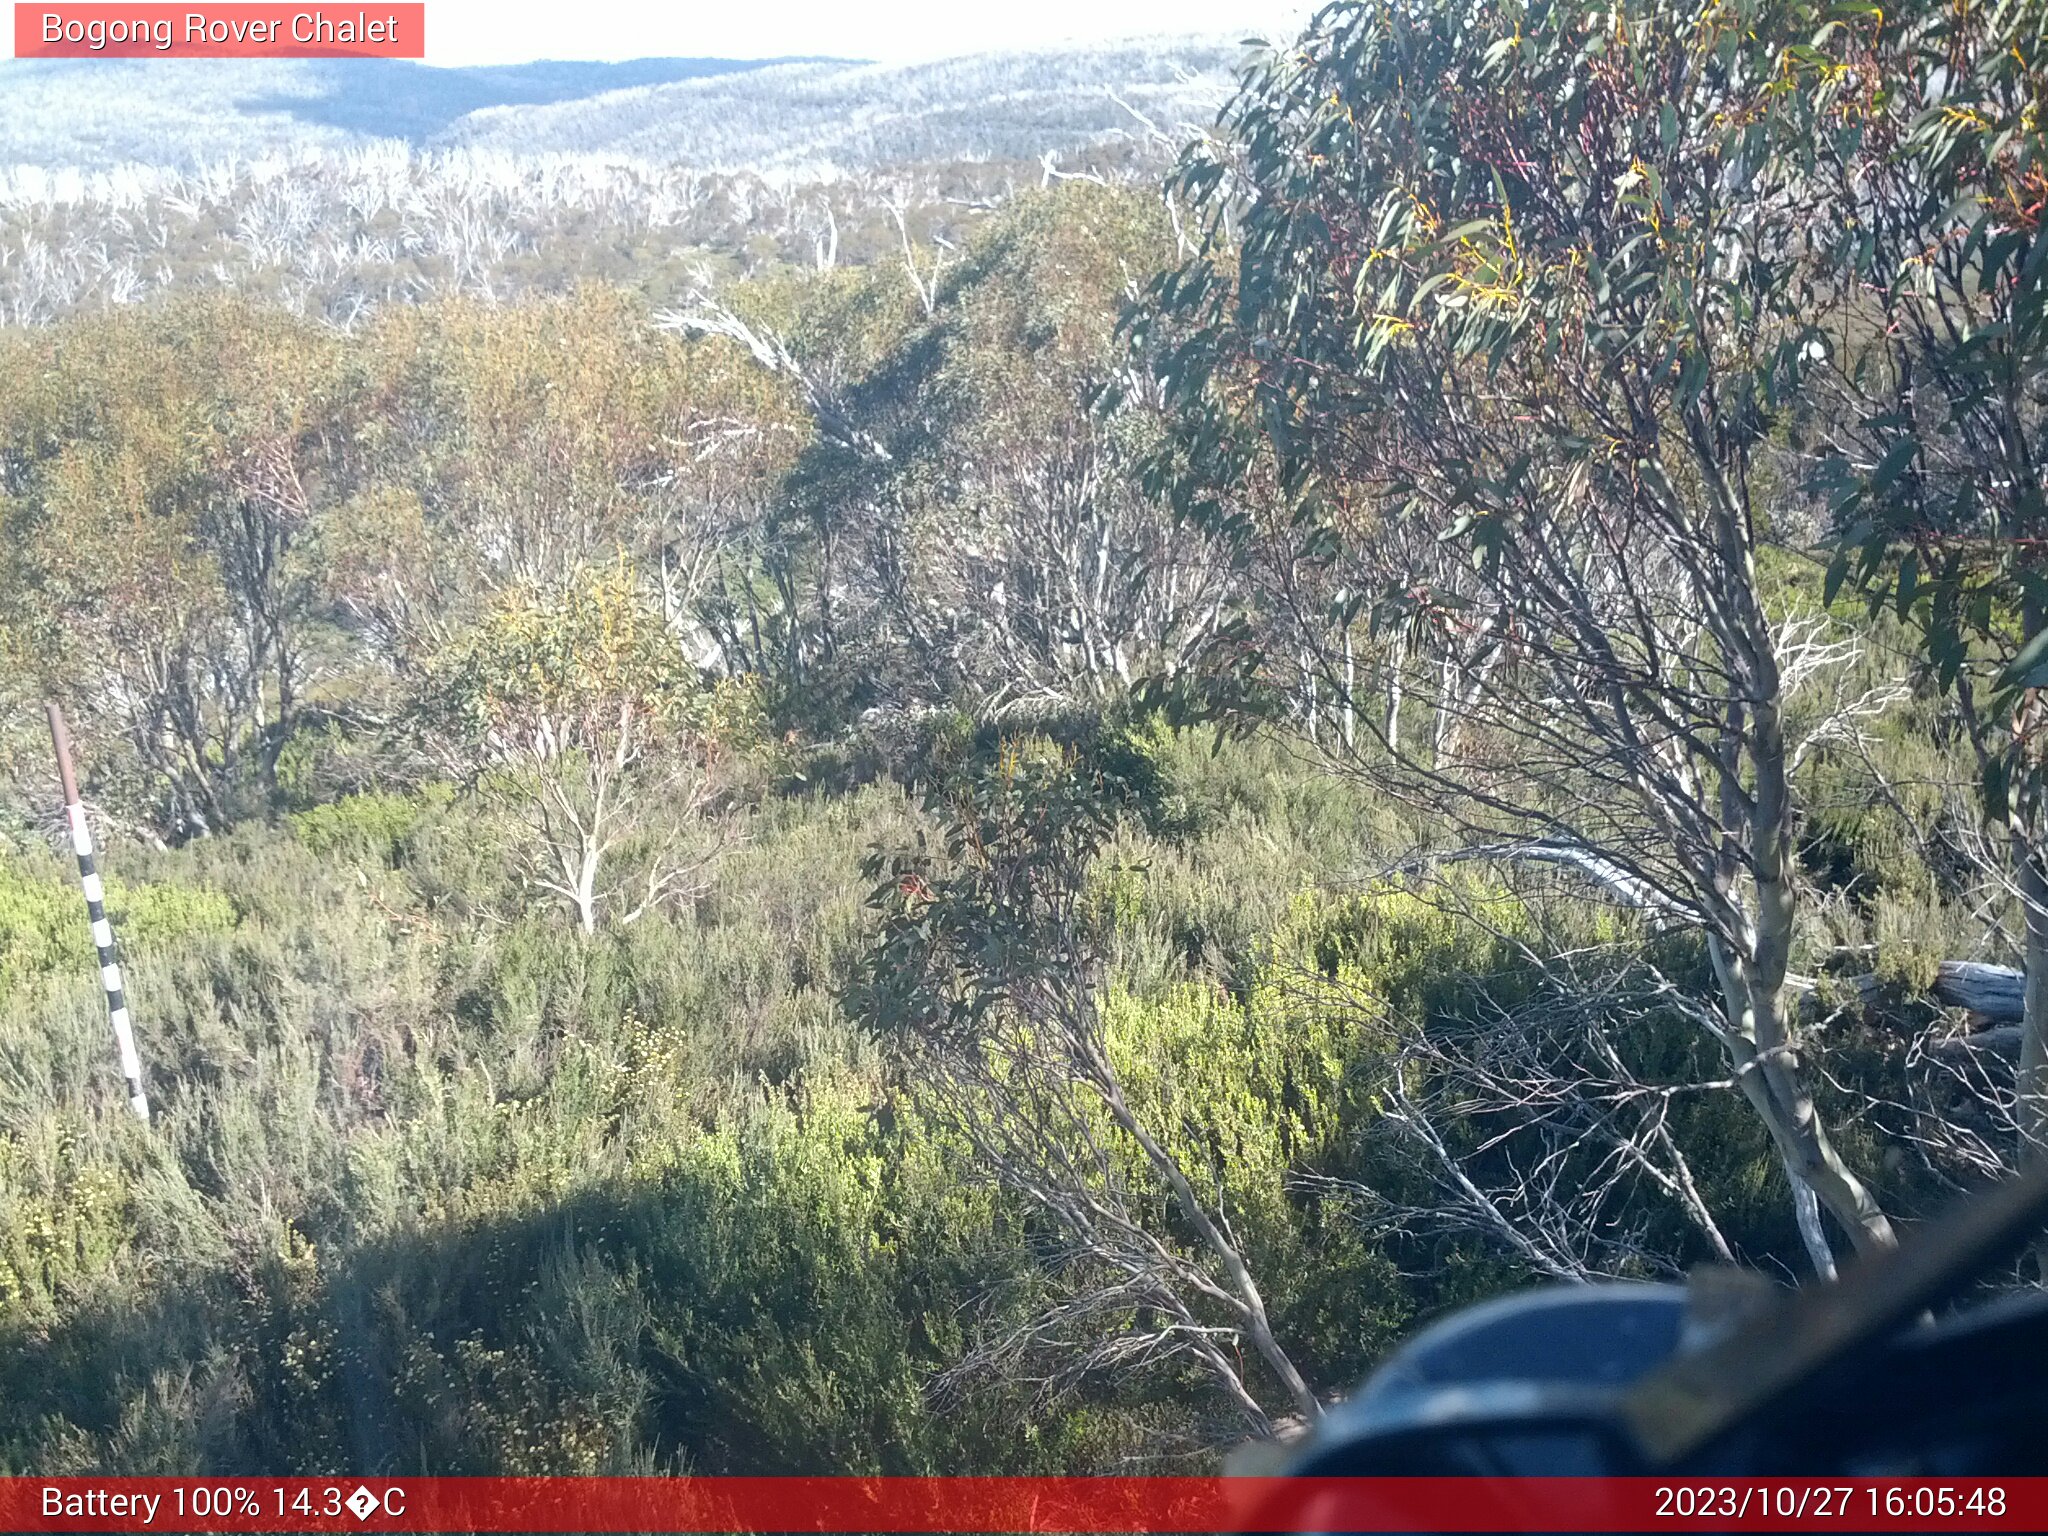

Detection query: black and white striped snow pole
xmin=46 ymin=703 xmax=150 ymax=1122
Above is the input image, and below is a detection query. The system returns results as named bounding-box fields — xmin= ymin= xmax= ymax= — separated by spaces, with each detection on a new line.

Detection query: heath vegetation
xmin=2 ymin=0 xmax=2045 ymax=1473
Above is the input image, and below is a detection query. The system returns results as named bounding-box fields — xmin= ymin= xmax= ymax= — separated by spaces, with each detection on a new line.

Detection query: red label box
xmin=3 ymin=1476 xmax=2047 ymax=1533
xmin=14 ymin=3 xmax=425 ymax=58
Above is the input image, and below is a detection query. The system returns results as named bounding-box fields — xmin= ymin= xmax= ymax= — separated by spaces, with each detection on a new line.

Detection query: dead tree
xmin=1264 ymin=909 xmax=1741 ymax=1280
xmin=860 ymin=751 xmax=1321 ymax=1434
xmin=655 ymin=291 xmax=892 ymax=465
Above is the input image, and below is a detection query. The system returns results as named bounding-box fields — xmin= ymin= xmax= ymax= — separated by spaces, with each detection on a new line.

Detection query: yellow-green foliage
xmin=0 ymin=856 xmax=70 ymax=994
xmin=106 ymin=883 xmax=238 ymax=951
xmin=1105 ymin=966 xmax=1368 ymax=1209
xmin=0 ymin=851 xmax=237 ymax=996
xmin=287 ymin=787 xmax=453 ymax=866
xmin=438 ymin=566 xmax=701 ymax=732
xmin=0 ymin=1118 xmax=133 ymax=1315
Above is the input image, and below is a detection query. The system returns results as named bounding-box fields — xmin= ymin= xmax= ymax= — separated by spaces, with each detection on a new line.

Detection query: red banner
xmin=13 ymin=4 xmax=424 ymax=59
xmin=1 ymin=1477 xmax=2044 ymax=1533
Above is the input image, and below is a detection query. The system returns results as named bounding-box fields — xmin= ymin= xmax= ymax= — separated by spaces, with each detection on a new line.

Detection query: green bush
xmin=1 ymin=849 xmax=238 ymax=997
xmin=0 ymin=853 xmax=71 ymax=995
xmin=288 ymin=788 xmax=451 ymax=867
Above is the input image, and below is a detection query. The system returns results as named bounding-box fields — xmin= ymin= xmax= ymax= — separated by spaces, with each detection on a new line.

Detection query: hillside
xmin=437 ymin=41 xmax=1243 ymax=172
xmin=0 ymin=41 xmax=1242 ymax=173
xmin=0 ymin=38 xmax=1248 ymax=329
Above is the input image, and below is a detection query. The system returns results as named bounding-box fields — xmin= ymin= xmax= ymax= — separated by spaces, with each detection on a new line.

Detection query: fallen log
xmin=1928 ymin=1026 xmax=2023 ymax=1059
xmin=1426 ymin=841 xmax=2030 ymax=1026
xmin=1928 ymin=961 xmax=2025 ymax=1023
xmin=1411 ymin=840 xmax=1702 ymax=923
xmin=1818 ymin=962 xmax=2025 ymax=1026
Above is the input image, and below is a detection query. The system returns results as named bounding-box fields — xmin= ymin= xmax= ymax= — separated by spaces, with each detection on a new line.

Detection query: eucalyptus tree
xmin=658 ymin=266 xmax=918 ymax=708
xmin=0 ymin=300 xmax=347 ymax=834
xmin=1813 ymin=0 xmax=2048 ymax=1169
xmin=875 ymin=186 xmax=1238 ymax=715
xmin=1135 ymin=0 xmax=1906 ymax=1268
xmin=326 ymin=291 xmax=802 ymax=689
xmin=424 ymin=565 xmax=743 ymax=934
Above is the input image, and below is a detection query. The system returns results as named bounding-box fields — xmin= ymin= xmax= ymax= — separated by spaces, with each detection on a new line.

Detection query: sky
xmin=419 ymin=0 xmax=1310 ymax=66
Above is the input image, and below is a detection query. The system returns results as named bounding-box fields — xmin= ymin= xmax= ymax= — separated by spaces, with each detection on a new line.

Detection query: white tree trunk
xmin=573 ymin=840 xmax=601 ymax=935
xmin=2015 ymin=827 xmax=2048 ymax=1173
xmin=1378 ymin=628 xmax=1398 ymax=757
xmin=1728 ymin=689 xmax=1896 ymax=1269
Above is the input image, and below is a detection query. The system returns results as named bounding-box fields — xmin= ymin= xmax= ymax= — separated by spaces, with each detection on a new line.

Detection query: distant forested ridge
xmin=2 ymin=0 xmax=2046 ymax=1480
xmin=0 ymin=39 xmax=1235 ymax=327
xmin=0 ymin=41 xmax=1236 ymax=169
xmin=0 ymin=56 xmax=851 ymax=165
